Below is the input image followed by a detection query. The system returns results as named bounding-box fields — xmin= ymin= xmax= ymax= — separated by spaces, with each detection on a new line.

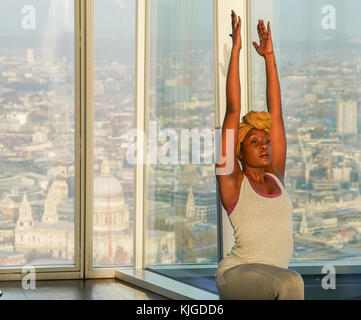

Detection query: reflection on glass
xmin=93 ymin=0 xmax=135 ymax=267
xmin=0 ymin=0 xmax=75 ymax=267
xmin=252 ymin=0 xmax=361 ymax=262
xmin=145 ymin=0 xmax=217 ymax=266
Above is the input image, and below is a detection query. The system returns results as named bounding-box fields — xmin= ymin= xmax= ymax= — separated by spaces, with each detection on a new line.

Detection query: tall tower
xmin=42 ymin=191 xmax=59 ymax=224
xmin=186 ymin=185 xmax=196 ymax=219
xmin=337 ymin=100 xmax=358 ymax=135
xmin=27 ymin=48 xmax=35 ymax=65
xmin=16 ymin=193 xmax=33 ymax=230
xmin=299 ymin=209 xmax=309 ymax=234
xmin=327 ymin=147 xmax=332 ymax=180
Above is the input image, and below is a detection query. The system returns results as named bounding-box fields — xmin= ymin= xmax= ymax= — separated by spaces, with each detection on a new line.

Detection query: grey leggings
xmin=216 ymin=263 xmax=304 ymax=300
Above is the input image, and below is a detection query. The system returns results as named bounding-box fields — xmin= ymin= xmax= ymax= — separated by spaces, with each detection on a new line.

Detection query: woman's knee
xmin=215 ymin=275 xmax=225 ymax=297
xmin=216 ymin=265 xmax=279 ymax=300
xmin=276 ymin=269 xmax=304 ymax=300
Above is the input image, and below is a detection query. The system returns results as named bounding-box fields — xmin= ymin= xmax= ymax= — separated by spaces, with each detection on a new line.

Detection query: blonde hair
xmin=236 ymin=111 xmax=272 ymax=161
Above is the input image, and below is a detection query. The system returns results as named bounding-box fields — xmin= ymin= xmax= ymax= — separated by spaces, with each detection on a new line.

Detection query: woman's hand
xmin=229 ymin=10 xmax=242 ymax=51
xmin=253 ymin=20 xmax=274 ymax=57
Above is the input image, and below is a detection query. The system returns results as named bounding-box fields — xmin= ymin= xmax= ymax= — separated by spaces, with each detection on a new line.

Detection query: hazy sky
xmin=0 ymin=0 xmax=360 ymax=41
xmin=0 ymin=0 xmax=134 ymax=37
xmin=0 ymin=0 xmax=52 ymax=36
xmin=276 ymin=0 xmax=361 ymax=40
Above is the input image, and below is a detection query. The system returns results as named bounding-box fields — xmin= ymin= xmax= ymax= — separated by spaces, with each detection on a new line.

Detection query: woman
xmin=215 ymin=10 xmax=304 ymax=300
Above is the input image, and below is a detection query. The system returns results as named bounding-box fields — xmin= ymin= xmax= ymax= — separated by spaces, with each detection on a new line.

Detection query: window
xmin=93 ymin=0 xmax=135 ymax=268
xmin=144 ymin=0 xmax=218 ymax=275
xmin=0 ymin=0 xmax=76 ymax=268
xmin=251 ymin=0 xmax=361 ymax=267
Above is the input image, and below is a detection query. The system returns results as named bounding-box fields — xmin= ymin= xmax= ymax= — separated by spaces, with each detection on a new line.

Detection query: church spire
xmin=16 ymin=193 xmax=33 ymax=230
xmin=299 ymin=209 xmax=308 ymax=234
xmin=41 ymin=190 xmax=59 ymax=224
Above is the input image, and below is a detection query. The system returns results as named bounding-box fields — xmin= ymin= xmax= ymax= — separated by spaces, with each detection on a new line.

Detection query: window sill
xmin=115 ymin=269 xmax=219 ymax=300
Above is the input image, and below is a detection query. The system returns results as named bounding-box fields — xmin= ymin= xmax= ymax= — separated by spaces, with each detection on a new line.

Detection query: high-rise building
xmin=337 ymin=100 xmax=358 ymax=135
xmin=26 ymin=49 xmax=35 ymax=65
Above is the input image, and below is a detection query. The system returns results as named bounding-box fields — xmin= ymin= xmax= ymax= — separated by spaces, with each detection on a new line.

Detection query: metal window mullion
xmin=245 ymin=0 xmax=252 ymax=113
xmin=75 ymin=0 xmax=85 ymax=281
xmin=214 ymin=0 xmax=250 ymax=261
xmin=82 ymin=0 xmax=95 ymax=278
xmin=134 ymin=0 xmax=147 ymax=270
xmin=213 ymin=0 xmax=222 ymax=264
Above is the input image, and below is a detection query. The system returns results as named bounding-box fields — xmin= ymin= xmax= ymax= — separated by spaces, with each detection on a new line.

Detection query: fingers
xmin=258 ymin=20 xmax=265 ymax=35
xmin=257 ymin=19 xmax=271 ymax=39
xmin=231 ymin=10 xmax=241 ymax=30
xmin=231 ymin=10 xmax=237 ymax=29
xmin=261 ymin=20 xmax=267 ymax=33
xmin=259 ymin=20 xmax=270 ymax=34
xmin=257 ymin=21 xmax=262 ymax=39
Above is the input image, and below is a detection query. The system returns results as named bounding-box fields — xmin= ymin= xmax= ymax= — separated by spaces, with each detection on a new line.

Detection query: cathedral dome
xmin=94 ymin=176 xmax=123 ymax=199
xmin=94 ymin=158 xmax=123 ymax=199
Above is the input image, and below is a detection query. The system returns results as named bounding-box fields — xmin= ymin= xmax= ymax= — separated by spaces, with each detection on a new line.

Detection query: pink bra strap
xmin=226 ymin=199 xmax=238 ymax=216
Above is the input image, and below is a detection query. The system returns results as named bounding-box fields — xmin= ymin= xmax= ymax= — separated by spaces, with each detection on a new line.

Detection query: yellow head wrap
xmin=236 ymin=111 xmax=272 ymax=161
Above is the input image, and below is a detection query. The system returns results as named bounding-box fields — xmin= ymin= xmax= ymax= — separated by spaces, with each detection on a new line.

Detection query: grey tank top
xmin=216 ymin=172 xmax=294 ymax=278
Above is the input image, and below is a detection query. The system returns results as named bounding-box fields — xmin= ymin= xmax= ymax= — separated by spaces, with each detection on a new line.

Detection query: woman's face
xmin=239 ymin=129 xmax=272 ymax=168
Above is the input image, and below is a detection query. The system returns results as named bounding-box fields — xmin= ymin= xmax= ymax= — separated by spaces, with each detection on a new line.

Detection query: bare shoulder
xmin=265 ymin=167 xmax=285 ymax=188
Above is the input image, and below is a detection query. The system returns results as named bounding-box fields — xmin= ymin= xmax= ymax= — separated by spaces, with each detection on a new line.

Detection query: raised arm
xmin=253 ymin=20 xmax=286 ymax=180
xmin=215 ymin=10 xmax=242 ymax=208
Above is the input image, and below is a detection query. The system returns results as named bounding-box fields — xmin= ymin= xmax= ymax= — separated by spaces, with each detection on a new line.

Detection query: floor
xmin=3 ymin=274 xmax=361 ymax=300
xmin=0 ymin=278 xmax=168 ymax=300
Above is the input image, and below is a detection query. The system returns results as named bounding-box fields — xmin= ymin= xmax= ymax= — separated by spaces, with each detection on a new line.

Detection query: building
xmin=337 ymin=100 xmax=358 ymax=135
xmin=93 ymin=158 xmax=132 ymax=265
xmin=93 ymin=158 xmax=176 ymax=266
xmin=14 ymin=189 xmax=74 ymax=262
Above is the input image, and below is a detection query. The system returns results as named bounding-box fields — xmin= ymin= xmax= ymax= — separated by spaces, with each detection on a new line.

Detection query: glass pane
xmin=251 ymin=0 xmax=361 ymax=263
xmin=0 ymin=0 xmax=75 ymax=267
xmin=145 ymin=0 xmax=217 ymax=272
xmin=93 ymin=0 xmax=135 ymax=267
